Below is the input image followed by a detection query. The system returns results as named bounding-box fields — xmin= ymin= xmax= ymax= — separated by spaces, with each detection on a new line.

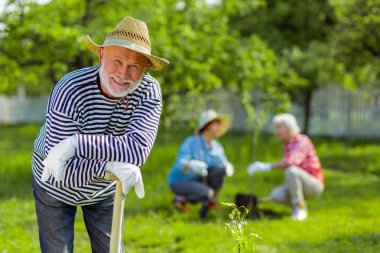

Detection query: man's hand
xmin=247 ymin=161 xmax=272 ymax=175
xmin=41 ymin=136 xmax=77 ymax=181
xmin=225 ymin=162 xmax=234 ymax=177
xmin=105 ymin=162 xmax=145 ymax=198
xmin=188 ymin=160 xmax=208 ymax=176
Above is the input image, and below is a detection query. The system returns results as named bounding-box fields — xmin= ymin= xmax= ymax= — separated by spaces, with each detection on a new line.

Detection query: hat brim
xmin=196 ymin=115 xmax=231 ymax=137
xmin=86 ymin=35 xmax=169 ymax=71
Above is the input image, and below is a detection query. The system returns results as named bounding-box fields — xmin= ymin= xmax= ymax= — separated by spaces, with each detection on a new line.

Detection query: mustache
xmin=110 ymin=76 xmax=136 ymax=85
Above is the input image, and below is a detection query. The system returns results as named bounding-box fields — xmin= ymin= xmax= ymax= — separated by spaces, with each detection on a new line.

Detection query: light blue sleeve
xmin=171 ymin=136 xmax=196 ymax=173
xmin=212 ymin=140 xmax=229 ymax=164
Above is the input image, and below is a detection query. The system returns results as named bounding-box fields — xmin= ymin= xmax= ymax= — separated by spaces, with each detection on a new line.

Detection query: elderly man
xmin=247 ymin=113 xmax=324 ymax=221
xmin=32 ymin=17 xmax=168 ymax=252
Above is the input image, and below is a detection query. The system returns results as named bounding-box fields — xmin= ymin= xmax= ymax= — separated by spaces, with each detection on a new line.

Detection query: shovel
xmin=104 ymin=171 xmax=125 ymax=253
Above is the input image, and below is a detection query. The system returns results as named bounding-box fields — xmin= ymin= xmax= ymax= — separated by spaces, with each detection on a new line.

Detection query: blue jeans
xmin=32 ymin=179 xmax=123 ymax=253
xmin=170 ymin=165 xmax=226 ymax=203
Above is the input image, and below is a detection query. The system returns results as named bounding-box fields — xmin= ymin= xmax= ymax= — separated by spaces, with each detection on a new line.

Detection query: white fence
xmin=297 ymin=87 xmax=380 ymax=138
xmin=1 ymin=86 xmax=380 ymax=138
xmin=0 ymin=95 xmax=48 ymax=124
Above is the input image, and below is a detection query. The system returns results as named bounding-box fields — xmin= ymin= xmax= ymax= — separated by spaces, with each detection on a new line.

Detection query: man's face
xmin=98 ymin=46 xmax=150 ymax=98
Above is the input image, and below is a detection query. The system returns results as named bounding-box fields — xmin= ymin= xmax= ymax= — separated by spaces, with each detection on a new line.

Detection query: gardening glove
xmin=188 ymin=159 xmax=208 ymax=176
xmin=41 ymin=136 xmax=77 ymax=182
xmin=105 ymin=161 xmax=145 ymax=198
xmin=247 ymin=161 xmax=272 ymax=175
xmin=224 ymin=162 xmax=234 ymax=177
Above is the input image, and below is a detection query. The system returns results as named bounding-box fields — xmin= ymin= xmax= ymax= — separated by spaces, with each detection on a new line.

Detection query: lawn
xmin=0 ymin=124 xmax=379 ymax=253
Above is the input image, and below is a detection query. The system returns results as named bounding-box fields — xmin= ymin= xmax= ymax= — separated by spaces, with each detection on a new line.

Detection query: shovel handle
xmin=104 ymin=172 xmax=125 ymax=253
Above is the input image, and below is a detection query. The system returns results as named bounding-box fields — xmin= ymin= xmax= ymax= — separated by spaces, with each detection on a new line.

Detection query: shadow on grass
xmin=255 ymin=208 xmax=288 ymax=220
xmin=323 ymin=154 xmax=380 ymax=175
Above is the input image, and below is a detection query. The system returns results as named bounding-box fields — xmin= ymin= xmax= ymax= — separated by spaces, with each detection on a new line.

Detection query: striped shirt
xmin=32 ymin=66 xmax=162 ymax=206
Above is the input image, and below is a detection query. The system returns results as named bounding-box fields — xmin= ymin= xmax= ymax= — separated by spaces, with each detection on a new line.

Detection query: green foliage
xmin=330 ymin=0 xmax=380 ymax=87
xmin=228 ymin=0 xmax=380 ymax=133
xmin=0 ymin=0 xmax=298 ymax=131
xmin=1 ymin=0 xmax=379 ymax=129
xmin=221 ymin=202 xmax=259 ymax=252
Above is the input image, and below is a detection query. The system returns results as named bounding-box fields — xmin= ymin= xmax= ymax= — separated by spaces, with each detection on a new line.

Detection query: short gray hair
xmin=273 ymin=113 xmax=300 ymax=135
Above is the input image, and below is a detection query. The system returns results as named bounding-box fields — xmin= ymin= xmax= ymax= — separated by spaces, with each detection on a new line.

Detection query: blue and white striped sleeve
xmin=45 ymin=109 xmax=107 ymax=188
xmin=75 ymin=96 xmax=162 ymax=166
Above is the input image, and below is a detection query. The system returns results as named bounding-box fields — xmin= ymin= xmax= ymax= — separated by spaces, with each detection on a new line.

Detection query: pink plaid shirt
xmin=283 ymin=134 xmax=324 ymax=184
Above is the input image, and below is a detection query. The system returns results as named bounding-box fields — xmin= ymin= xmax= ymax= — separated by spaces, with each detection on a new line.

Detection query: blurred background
xmin=1 ymin=0 xmax=380 ymax=137
xmin=0 ymin=0 xmax=379 ymax=252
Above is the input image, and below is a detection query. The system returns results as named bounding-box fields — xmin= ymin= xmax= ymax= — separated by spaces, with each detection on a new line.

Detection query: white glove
xmin=41 ymin=136 xmax=77 ymax=182
xmin=247 ymin=161 xmax=272 ymax=175
xmin=225 ymin=162 xmax=234 ymax=177
xmin=188 ymin=160 xmax=208 ymax=176
xmin=105 ymin=162 xmax=145 ymax=198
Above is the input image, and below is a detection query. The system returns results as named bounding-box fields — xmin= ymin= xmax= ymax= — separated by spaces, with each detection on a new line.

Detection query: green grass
xmin=0 ymin=124 xmax=380 ymax=252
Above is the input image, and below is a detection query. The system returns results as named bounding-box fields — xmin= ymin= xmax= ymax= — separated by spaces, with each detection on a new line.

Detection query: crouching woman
xmin=247 ymin=113 xmax=324 ymax=221
xmin=168 ymin=110 xmax=234 ymax=218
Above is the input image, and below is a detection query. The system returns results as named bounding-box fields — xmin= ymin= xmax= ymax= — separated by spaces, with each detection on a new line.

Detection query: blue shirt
xmin=168 ymin=135 xmax=229 ymax=185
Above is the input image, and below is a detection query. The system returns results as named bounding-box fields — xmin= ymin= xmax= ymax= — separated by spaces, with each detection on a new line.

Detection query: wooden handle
xmin=105 ymin=172 xmax=125 ymax=253
xmin=104 ymin=171 xmax=119 ymax=181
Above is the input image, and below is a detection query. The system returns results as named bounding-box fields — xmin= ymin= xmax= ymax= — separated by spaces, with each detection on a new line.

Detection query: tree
xmin=230 ymin=0 xmax=380 ymax=133
xmin=229 ymin=0 xmax=338 ymax=133
xmin=0 ymin=0 xmax=295 ymax=132
xmin=329 ymin=0 xmax=380 ymax=88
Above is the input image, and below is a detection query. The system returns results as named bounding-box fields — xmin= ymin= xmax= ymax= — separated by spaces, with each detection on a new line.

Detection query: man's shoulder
xmin=134 ymin=73 xmax=162 ymax=100
xmin=54 ymin=66 xmax=98 ymax=92
xmin=58 ymin=66 xmax=99 ymax=87
xmin=49 ymin=66 xmax=99 ymax=111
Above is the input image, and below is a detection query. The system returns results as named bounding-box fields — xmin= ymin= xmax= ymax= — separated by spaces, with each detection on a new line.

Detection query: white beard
xmin=99 ymin=63 xmax=142 ymax=98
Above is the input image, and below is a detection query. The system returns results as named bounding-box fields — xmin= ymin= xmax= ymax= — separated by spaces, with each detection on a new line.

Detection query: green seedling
xmin=222 ymin=202 xmax=260 ymax=253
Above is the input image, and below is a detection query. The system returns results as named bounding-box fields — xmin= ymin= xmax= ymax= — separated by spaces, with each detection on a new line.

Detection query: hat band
xmin=103 ymin=39 xmax=151 ymax=55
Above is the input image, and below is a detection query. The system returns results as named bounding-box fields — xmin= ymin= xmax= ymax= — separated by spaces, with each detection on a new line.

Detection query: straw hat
xmin=196 ymin=110 xmax=231 ymax=136
xmin=86 ymin=16 xmax=169 ymax=71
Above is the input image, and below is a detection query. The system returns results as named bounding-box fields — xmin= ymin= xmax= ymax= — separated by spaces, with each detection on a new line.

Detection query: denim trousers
xmin=32 ymin=179 xmax=123 ymax=253
xmin=170 ymin=165 xmax=226 ymax=203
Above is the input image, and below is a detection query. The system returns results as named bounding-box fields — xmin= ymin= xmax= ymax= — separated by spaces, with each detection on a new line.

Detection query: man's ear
xmin=97 ymin=47 xmax=104 ymax=64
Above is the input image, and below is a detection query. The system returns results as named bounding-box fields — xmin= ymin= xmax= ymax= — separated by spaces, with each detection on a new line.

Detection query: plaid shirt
xmin=283 ymin=134 xmax=324 ymax=184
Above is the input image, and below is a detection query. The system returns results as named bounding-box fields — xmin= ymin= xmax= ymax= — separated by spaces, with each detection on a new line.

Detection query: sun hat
xmin=86 ymin=16 xmax=169 ymax=71
xmin=196 ymin=109 xmax=231 ymax=136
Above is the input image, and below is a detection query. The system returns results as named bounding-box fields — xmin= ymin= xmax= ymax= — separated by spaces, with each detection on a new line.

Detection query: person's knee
xmin=285 ymin=166 xmax=299 ymax=180
xmin=196 ymin=185 xmax=213 ymax=200
xmin=305 ymin=184 xmax=324 ymax=199
xmin=270 ymin=188 xmax=279 ymax=201
xmin=194 ymin=188 xmax=212 ymax=203
xmin=270 ymin=187 xmax=285 ymax=202
xmin=209 ymin=165 xmax=226 ymax=176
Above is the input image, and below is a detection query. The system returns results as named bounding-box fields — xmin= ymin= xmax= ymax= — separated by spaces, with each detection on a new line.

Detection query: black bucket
xmin=235 ymin=193 xmax=259 ymax=218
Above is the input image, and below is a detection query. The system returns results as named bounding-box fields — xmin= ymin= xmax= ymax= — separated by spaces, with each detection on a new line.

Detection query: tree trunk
xmin=252 ymin=130 xmax=258 ymax=162
xmin=82 ymin=0 xmax=92 ymax=26
xmin=71 ymin=0 xmax=92 ymax=70
xmin=303 ymin=90 xmax=313 ymax=134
